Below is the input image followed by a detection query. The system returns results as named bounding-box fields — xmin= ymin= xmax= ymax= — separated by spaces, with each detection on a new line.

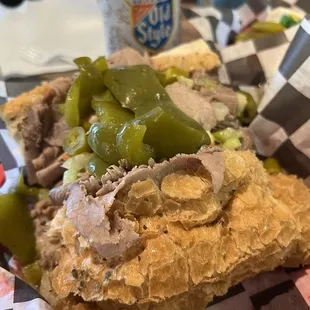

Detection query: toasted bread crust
xmin=151 ymin=39 xmax=221 ymax=72
xmin=0 ymin=78 xmax=72 ymax=186
xmin=0 ymin=82 xmax=56 ymax=122
xmin=152 ymin=52 xmax=220 ymax=72
xmin=43 ymin=151 xmax=310 ymax=310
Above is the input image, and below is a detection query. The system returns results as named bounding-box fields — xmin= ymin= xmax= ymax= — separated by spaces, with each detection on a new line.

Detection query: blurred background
xmin=0 ymin=0 xmax=208 ymax=77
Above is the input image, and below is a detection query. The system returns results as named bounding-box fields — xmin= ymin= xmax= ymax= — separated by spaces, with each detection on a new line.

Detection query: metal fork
xmin=21 ymin=46 xmax=73 ymax=66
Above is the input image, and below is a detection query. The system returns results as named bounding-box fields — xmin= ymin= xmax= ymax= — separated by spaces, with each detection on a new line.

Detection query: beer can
xmin=98 ymin=0 xmax=180 ymax=55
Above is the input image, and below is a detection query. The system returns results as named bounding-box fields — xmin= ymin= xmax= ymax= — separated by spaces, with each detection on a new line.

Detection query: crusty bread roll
xmin=151 ymin=39 xmax=221 ymax=72
xmin=39 ymin=150 xmax=310 ymax=310
xmin=0 ymin=78 xmax=72 ymax=186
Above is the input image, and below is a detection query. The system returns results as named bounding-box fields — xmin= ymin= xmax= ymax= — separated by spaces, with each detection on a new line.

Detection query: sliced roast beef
xmin=22 ymin=103 xmax=54 ymax=184
xmin=32 ymin=146 xmax=62 ymax=170
xmin=49 ymin=77 xmax=72 ymax=103
xmin=31 ymin=198 xmax=63 ymax=270
xmin=166 ymin=82 xmax=217 ymax=131
xmin=61 ymin=148 xmax=227 ymax=258
xmin=108 ymin=47 xmax=152 ymax=68
xmin=45 ymin=117 xmax=69 ymax=147
xmin=22 ymin=103 xmax=53 ymax=158
xmin=200 ymin=85 xmax=238 ymax=117
xmin=213 ymin=114 xmax=240 ymax=131
xmin=49 ymin=174 xmax=90 ymax=206
xmin=36 ymin=156 xmax=65 ymax=188
xmin=65 ymin=184 xmax=139 ymax=259
xmin=49 ymin=183 xmax=74 ymax=206
xmin=18 ymin=77 xmax=72 ymax=186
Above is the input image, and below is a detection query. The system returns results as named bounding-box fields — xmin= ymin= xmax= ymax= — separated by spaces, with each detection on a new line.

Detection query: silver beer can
xmin=98 ymin=0 xmax=180 ymax=55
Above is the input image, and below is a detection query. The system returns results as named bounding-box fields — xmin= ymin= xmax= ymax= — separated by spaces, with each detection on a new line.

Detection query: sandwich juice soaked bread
xmin=40 ymin=150 xmax=310 ymax=310
xmin=1 ymin=41 xmax=309 ymax=309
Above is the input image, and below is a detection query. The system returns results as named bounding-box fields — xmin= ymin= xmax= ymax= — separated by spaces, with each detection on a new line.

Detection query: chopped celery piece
xmin=176 ymin=76 xmax=194 ymax=88
xmin=63 ymin=169 xmax=79 ymax=184
xmin=213 ymin=128 xmax=242 ymax=144
xmin=62 ymin=153 xmax=92 ymax=171
xmin=222 ymin=138 xmax=241 ymax=150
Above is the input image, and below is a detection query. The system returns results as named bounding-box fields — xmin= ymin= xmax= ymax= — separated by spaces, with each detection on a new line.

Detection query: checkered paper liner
xmin=1 ymin=6 xmax=310 ymax=310
xmin=0 ymin=245 xmax=52 ymax=310
xmin=183 ymin=0 xmax=308 ymax=48
xmin=249 ymin=17 xmax=310 ymax=186
xmin=184 ymin=0 xmax=308 ymax=87
xmin=216 ymin=25 xmax=299 ymax=86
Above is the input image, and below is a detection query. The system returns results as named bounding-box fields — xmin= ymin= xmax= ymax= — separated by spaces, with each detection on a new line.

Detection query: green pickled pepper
xmin=264 ymin=158 xmax=282 ymax=174
xmin=74 ymin=57 xmax=106 ymax=118
xmin=117 ymin=121 xmax=155 ymax=166
xmin=82 ymin=120 xmax=92 ymax=132
xmin=15 ymin=174 xmax=49 ymax=200
xmin=251 ymin=22 xmax=285 ymax=33
xmin=63 ymin=169 xmax=79 ymax=184
xmin=88 ymin=153 xmax=109 ymax=177
xmin=237 ymin=91 xmax=258 ymax=125
xmin=103 ymin=65 xmax=209 ymax=160
xmin=103 ymin=65 xmax=169 ymax=116
xmin=23 ymin=261 xmax=42 ymax=287
xmin=65 ymin=77 xmax=81 ymax=128
xmin=139 ymin=107 xmax=209 ymax=159
xmin=63 ymin=127 xmax=90 ymax=156
xmin=235 ymin=22 xmax=285 ymax=43
xmin=88 ymin=123 xmax=121 ymax=165
xmin=92 ymin=91 xmax=134 ymax=125
xmin=97 ymin=101 xmax=134 ymax=125
xmin=103 ymin=65 xmax=202 ymax=130
xmin=93 ymin=90 xmax=119 ymax=106
xmin=92 ymin=56 xmax=108 ymax=73
xmin=74 ymin=56 xmax=92 ymax=67
xmin=156 ymin=67 xmax=189 ymax=87
xmin=0 ymin=194 xmax=36 ymax=265
xmin=65 ymin=57 xmax=107 ymax=128
xmin=235 ymin=30 xmax=268 ymax=42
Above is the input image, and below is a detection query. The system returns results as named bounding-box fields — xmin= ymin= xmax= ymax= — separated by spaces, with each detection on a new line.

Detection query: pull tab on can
xmin=98 ymin=0 xmax=180 ymax=55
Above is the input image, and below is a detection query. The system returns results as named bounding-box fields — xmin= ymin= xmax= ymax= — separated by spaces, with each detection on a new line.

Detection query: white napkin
xmin=0 ymin=0 xmax=107 ymax=78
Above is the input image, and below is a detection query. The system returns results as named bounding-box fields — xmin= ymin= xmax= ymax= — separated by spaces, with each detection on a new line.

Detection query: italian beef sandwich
xmin=38 ymin=149 xmax=310 ymax=309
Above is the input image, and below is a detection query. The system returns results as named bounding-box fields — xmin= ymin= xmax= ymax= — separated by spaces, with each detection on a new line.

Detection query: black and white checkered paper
xmin=0 ymin=246 xmax=53 ymax=310
xmin=183 ymin=0 xmax=269 ymax=47
xmin=184 ymin=0 xmax=309 ymax=87
xmin=184 ymin=0 xmax=307 ymax=48
xmin=250 ymin=17 xmax=310 ymax=186
xmin=217 ymin=25 xmax=298 ymax=86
